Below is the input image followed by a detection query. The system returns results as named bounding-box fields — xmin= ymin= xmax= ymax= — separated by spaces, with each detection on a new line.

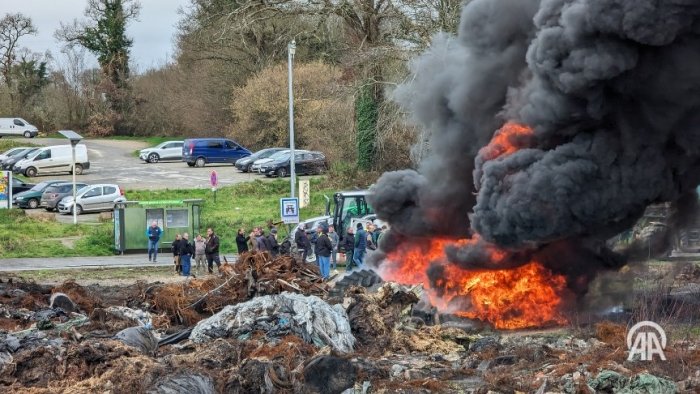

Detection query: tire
xmin=25 ymin=167 xmax=37 ymax=177
xmin=23 ymin=131 xmax=31 ymax=138
xmin=72 ymin=164 xmax=83 ymax=175
xmin=72 ymin=205 xmax=83 ymax=215
xmin=147 ymin=153 xmax=160 ymax=163
xmin=276 ymin=167 xmax=287 ymax=177
xmin=195 ymin=157 xmax=205 ymax=167
xmin=328 ymin=268 xmax=383 ymax=298
xmin=27 ymin=199 xmax=39 ymax=209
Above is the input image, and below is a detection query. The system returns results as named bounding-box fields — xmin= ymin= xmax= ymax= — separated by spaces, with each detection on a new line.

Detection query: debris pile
xmin=0 ymin=269 xmax=696 ymax=392
xmin=148 ymin=252 xmax=328 ymax=325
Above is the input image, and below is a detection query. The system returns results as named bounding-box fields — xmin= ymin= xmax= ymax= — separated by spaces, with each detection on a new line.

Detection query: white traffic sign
xmin=280 ymin=197 xmax=300 ymax=224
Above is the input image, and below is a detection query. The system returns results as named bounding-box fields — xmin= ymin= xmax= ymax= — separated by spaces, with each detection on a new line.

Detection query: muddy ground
xmin=0 ymin=254 xmax=698 ymax=393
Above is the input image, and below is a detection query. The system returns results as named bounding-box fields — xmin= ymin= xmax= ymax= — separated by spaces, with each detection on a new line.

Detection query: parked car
xmin=14 ymin=144 xmax=90 ymax=176
xmin=1 ymin=147 xmax=38 ymax=170
xmin=13 ymin=180 xmax=68 ymax=209
xmin=11 ymin=178 xmax=34 ymax=195
xmin=40 ymin=182 xmax=89 ymax=211
xmin=260 ymin=151 xmax=328 ymax=177
xmin=57 ymin=184 xmax=126 ymax=215
xmin=182 ymin=138 xmax=251 ymax=167
xmin=0 ymin=118 xmax=39 ymax=138
xmin=139 ymin=140 xmax=184 ymax=163
xmin=250 ymin=150 xmax=291 ymax=173
xmin=0 ymin=147 xmax=30 ymax=162
xmin=234 ymin=148 xmax=286 ymax=172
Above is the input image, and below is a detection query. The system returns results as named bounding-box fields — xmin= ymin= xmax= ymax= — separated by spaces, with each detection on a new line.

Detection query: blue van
xmin=182 ymin=138 xmax=251 ymax=167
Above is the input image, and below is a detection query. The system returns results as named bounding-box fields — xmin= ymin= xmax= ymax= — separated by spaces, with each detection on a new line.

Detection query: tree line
xmin=0 ymin=0 xmax=462 ymax=170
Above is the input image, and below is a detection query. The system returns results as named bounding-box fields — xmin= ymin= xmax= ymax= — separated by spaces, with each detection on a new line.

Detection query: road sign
xmin=210 ymin=170 xmax=218 ymax=187
xmin=280 ymin=197 xmax=300 ymax=224
xmin=299 ymin=179 xmax=310 ymax=208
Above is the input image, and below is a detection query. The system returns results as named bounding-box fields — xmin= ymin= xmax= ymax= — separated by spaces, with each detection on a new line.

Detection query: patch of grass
xmin=0 ymin=139 xmax=40 ymax=152
xmin=0 ymin=209 xmax=112 ymax=258
xmin=2 ymin=266 xmax=175 ymax=283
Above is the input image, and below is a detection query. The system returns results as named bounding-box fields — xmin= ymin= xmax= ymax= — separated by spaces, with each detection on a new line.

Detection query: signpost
xmin=210 ymin=170 xmax=218 ymax=202
xmin=299 ymin=179 xmax=310 ymax=208
xmin=280 ymin=197 xmax=300 ymax=224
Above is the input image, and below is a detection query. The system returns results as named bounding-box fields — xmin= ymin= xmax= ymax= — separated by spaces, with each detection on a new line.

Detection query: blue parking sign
xmin=280 ymin=197 xmax=299 ymax=224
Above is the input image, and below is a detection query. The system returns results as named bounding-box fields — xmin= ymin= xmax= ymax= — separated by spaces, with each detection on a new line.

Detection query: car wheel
xmin=276 ymin=168 xmax=287 ymax=177
xmin=25 ymin=167 xmax=37 ymax=177
xmin=72 ymin=205 xmax=83 ymax=215
xmin=195 ymin=157 xmax=206 ymax=167
xmin=23 ymin=131 xmax=31 ymax=138
xmin=148 ymin=153 xmax=159 ymax=163
xmin=72 ymin=164 xmax=83 ymax=175
xmin=27 ymin=199 xmax=39 ymax=209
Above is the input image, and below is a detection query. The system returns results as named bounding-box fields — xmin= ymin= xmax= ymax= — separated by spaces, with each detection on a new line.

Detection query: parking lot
xmin=8 ymin=137 xmax=275 ymax=190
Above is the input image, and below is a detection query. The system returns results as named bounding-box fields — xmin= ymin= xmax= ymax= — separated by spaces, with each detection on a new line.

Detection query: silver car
xmin=139 ymin=140 xmax=184 ymax=163
xmin=57 ymin=184 xmax=126 ymax=215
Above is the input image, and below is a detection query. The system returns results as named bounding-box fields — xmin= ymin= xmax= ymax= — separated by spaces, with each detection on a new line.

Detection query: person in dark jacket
xmin=235 ymin=228 xmax=249 ymax=255
xmin=341 ymin=227 xmax=355 ymax=271
xmin=294 ymin=224 xmax=311 ymax=261
xmin=353 ymin=223 xmax=367 ymax=267
xmin=172 ymin=233 xmax=183 ymax=274
xmin=255 ymin=228 xmax=269 ymax=252
xmin=205 ymin=228 xmax=221 ymax=274
xmin=267 ymin=228 xmax=280 ymax=257
xmin=146 ymin=221 xmax=162 ymax=262
xmin=315 ymin=224 xmax=333 ymax=279
xmin=179 ymin=232 xmax=195 ymax=276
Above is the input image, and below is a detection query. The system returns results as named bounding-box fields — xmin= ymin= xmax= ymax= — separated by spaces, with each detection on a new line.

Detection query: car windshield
xmin=10 ymin=149 xmax=31 ymax=157
xmin=154 ymin=142 xmax=169 ymax=149
xmin=268 ymin=150 xmax=290 ymax=160
xmin=3 ymin=148 xmax=23 ymax=156
xmin=30 ymin=182 xmax=52 ymax=191
xmin=259 ymin=149 xmax=282 ymax=159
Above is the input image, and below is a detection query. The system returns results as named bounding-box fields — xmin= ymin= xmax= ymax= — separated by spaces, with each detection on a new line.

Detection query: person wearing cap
xmin=267 ymin=228 xmax=280 ymax=257
xmin=353 ymin=222 xmax=367 ymax=267
xmin=295 ymin=223 xmax=311 ymax=261
xmin=315 ymin=223 xmax=333 ymax=279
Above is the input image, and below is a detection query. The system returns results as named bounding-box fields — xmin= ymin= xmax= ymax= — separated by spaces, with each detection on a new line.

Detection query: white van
xmin=13 ymin=144 xmax=90 ymax=177
xmin=0 ymin=118 xmax=39 ymax=138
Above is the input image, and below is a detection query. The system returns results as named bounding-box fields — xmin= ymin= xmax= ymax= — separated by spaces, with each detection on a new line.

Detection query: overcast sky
xmin=6 ymin=0 xmax=191 ymax=72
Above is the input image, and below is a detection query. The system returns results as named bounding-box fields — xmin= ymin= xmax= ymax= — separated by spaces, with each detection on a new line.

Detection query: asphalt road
xmin=8 ymin=137 xmax=272 ymax=190
xmin=0 ymin=253 xmax=241 ymax=271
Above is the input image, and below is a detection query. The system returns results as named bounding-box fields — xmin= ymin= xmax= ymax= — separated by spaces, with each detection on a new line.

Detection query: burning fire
xmin=379 ymin=237 xmax=568 ymax=329
xmin=479 ymin=121 xmax=534 ymax=161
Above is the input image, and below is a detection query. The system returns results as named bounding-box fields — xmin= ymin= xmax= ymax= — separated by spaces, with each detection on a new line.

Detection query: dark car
xmin=11 ymin=178 xmax=34 ymax=195
xmin=13 ymin=180 xmax=67 ymax=209
xmin=182 ymin=138 xmax=251 ymax=167
xmin=2 ymin=147 xmax=39 ymax=170
xmin=259 ymin=151 xmax=328 ymax=177
xmin=40 ymin=182 xmax=88 ymax=211
xmin=234 ymin=148 xmax=286 ymax=172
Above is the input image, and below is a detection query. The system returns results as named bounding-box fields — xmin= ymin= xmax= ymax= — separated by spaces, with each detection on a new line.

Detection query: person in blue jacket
xmin=146 ymin=221 xmax=163 ymax=262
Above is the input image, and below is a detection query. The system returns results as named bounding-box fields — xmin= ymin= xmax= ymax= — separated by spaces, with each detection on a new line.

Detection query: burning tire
xmin=329 ymin=268 xmax=383 ymax=298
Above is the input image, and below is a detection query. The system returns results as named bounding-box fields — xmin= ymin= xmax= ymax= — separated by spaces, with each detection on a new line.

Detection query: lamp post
xmin=58 ymin=130 xmax=83 ymax=225
xmin=288 ymin=39 xmax=296 ymax=198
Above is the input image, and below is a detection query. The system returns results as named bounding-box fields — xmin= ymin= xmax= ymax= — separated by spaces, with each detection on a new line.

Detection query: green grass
xmin=0 ymin=139 xmax=40 ymax=152
xmin=1 ymin=178 xmax=345 ymax=258
xmin=3 ymin=266 xmax=175 ymax=283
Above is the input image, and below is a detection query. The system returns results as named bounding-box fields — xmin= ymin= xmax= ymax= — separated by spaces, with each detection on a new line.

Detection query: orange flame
xmin=380 ymin=237 xmax=568 ymax=330
xmin=479 ymin=122 xmax=534 ymax=161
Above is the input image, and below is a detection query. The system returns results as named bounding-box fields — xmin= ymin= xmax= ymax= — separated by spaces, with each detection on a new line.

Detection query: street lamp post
xmin=288 ymin=40 xmax=296 ymax=198
xmin=58 ymin=130 xmax=83 ymax=225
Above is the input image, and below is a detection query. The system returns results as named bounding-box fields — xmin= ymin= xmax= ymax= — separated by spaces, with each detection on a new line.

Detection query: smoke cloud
xmin=369 ymin=0 xmax=700 ymax=301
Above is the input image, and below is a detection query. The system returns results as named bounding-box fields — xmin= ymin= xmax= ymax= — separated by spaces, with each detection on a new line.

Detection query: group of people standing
xmin=146 ymin=221 xmax=222 ymax=277
xmin=235 ymin=226 xmax=281 ymax=257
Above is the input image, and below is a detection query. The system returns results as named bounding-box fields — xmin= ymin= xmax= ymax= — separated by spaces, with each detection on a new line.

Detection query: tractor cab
xmin=331 ymin=190 xmax=374 ymax=242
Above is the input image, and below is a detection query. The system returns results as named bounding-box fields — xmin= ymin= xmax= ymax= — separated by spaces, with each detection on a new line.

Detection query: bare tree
xmin=0 ymin=13 xmax=37 ymax=87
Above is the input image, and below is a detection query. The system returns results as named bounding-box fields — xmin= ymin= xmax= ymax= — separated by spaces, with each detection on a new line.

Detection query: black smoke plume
xmin=369 ymin=0 xmax=700 ymax=300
